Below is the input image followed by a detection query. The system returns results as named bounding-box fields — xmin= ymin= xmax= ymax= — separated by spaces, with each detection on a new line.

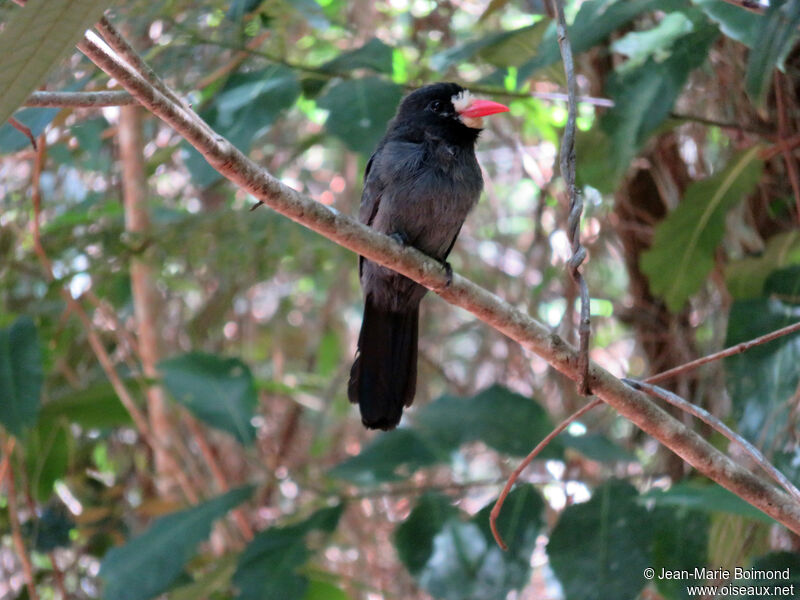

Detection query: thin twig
xmin=29 ymin=130 xmax=200 ymax=505
xmin=24 ymin=90 xmax=136 ymax=107
xmin=8 ymin=116 xmax=37 ymax=149
xmin=624 ymin=379 xmax=800 ymax=504
xmin=645 ymin=320 xmax=800 ymax=384
xmin=74 ymin=14 xmax=800 ymax=534
xmin=774 ymin=73 xmax=800 ymax=227
xmin=490 ymin=398 xmax=603 ymax=550
xmin=551 ymin=0 xmax=591 ymax=395
xmin=3 ymin=438 xmax=40 ymax=600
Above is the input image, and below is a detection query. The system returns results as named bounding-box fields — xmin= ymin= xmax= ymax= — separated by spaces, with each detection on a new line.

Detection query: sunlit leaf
xmin=0 ymin=0 xmax=111 ymax=126
xmin=548 ymin=480 xmax=652 ymax=600
xmin=38 ymin=381 xmax=132 ymax=430
xmin=318 ymin=77 xmax=403 ymax=156
xmin=160 ymin=352 xmax=258 ymax=445
xmin=99 ymin=486 xmax=255 ymax=600
xmin=25 ymin=420 xmax=70 ymax=501
xmin=0 ymin=316 xmax=43 ymax=436
xmin=602 ymin=16 xmax=718 ymax=179
xmin=611 ymin=12 xmax=694 ymax=70
xmin=302 ymin=580 xmax=352 ymax=600
xmin=640 ymin=147 xmax=762 ymax=311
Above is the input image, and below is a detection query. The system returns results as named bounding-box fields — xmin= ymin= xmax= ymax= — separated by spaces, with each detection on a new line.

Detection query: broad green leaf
xmin=764 ymin=265 xmax=800 ymax=301
xmin=516 ymin=0 xmax=684 ymax=81
xmin=182 ymin=65 xmax=300 ymax=187
xmin=159 ymin=352 xmax=258 ymax=446
xmin=640 ymin=147 xmax=763 ymax=311
xmin=0 ymin=316 xmax=44 ymax=436
xmin=650 ymin=507 xmax=709 ymax=600
xmin=414 ymin=384 xmax=562 ymax=458
xmin=233 ymin=505 xmax=343 ymax=600
xmin=611 ymin=13 xmax=694 ymax=71
xmin=320 ymin=38 xmax=394 ymax=74
xmin=396 ymin=486 xmax=543 ymax=600
xmin=432 ymin=24 xmax=546 ymax=71
xmin=25 ymin=420 xmax=70 ymax=501
xmin=318 ymin=77 xmax=404 ymax=156
xmin=640 ymin=482 xmax=775 ymax=523
xmin=736 ymin=552 xmax=800 ymax=595
xmin=724 ymin=296 xmax=800 ymax=448
xmin=745 ymin=0 xmax=800 ymax=104
xmin=560 ymin=432 xmax=635 ymax=462
xmin=328 ymin=428 xmax=444 ymax=485
xmin=694 ymin=0 xmax=761 ymax=47
xmin=302 ymin=580 xmax=352 ymax=600
xmin=395 ymin=493 xmax=460 ymax=575
xmin=38 ymin=381 xmax=132 ymax=430
xmin=99 ymin=486 xmax=255 ymax=600
xmin=602 ymin=16 xmax=718 ymax=179
xmin=548 ymin=480 xmax=652 ymax=600
xmin=0 ymin=0 xmax=112 ymax=126
xmin=726 ymin=231 xmax=800 ymax=299
xmin=169 ymin=554 xmax=238 ymax=600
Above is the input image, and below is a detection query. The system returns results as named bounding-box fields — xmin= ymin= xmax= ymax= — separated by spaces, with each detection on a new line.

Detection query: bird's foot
xmin=441 ymin=260 xmax=453 ymax=287
xmin=389 ymin=231 xmax=410 ymax=246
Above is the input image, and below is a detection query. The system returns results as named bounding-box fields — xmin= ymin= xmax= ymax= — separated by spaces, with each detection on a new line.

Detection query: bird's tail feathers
xmin=347 ymin=296 xmax=418 ymax=430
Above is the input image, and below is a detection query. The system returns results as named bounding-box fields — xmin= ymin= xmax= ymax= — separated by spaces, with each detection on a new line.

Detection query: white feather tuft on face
xmin=451 ymin=90 xmax=474 ymax=113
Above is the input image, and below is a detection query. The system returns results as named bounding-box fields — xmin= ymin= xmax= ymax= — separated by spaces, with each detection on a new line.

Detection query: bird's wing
xmin=358 ymin=152 xmax=384 ymax=278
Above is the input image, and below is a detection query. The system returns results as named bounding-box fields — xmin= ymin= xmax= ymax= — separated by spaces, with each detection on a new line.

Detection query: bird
xmin=347 ymin=82 xmax=509 ymax=430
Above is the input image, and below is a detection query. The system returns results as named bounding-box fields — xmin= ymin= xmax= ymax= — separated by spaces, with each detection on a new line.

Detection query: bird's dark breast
xmin=360 ymin=137 xmax=482 ymax=312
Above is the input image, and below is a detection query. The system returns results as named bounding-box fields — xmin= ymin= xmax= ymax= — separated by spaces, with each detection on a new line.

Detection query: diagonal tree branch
xmin=55 ymin=20 xmax=800 ymax=534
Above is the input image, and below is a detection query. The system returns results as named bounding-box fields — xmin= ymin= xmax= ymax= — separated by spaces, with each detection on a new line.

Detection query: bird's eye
xmin=428 ymin=100 xmax=442 ymax=113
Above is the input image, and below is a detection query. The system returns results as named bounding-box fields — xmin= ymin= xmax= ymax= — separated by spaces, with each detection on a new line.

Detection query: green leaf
xmin=738 ymin=552 xmax=800 ymax=596
xmin=318 ymin=77 xmax=404 ymax=156
xmin=168 ymin=554 xmax=238 ymax=600
xmin=302 ymin=580 xmax=352 ymax=600
xmin=233 ymin=505 xmax=343 ymax=600
xmin=0 ymin=316 xmax=44 ymax=436
xmin=694 ymin=0 xmax=761 ymax=47
xmin=432 ymin=24 xmax=547 ymax=71
xmin=724 ymin=297 xmax=800 ymax=448
xmin=560 ymin=432 xmax=635 ymax=463
xmin=395 ymin=493 xmax=460 ymax=575
xmin=159 ymin=352 xmax=258 ymax=446
xmin=650 ymin=506 xmax=709 ymax=600
xmin=611 ymin=12 xmax=695 ymax=70
xmin=414 ymin=384 xmax=562 ymax=458
xmin=641 ymin=482 xmax=775 ymax=523
xmin=321 ymin=38 xmax=394 ymax=74
xmin=182 ymin=65 xmax=300 ymax=187
xmin=99 ymin=486 xmax=255 ymax=600
xmin=745 ymin=0 xmax=800 ymax=104
xmin=764 ymin=265 xmax=800 ymax=301
xmin=328 ymin=428 xmax=444 ymax=485
xmin=640 ymin=147 xmax=763 ymax=311
xmin=0 ymin=107 xmax=59 ymax=152
xmin=25 ymin=420 xmax=70 ymax=501
xmin=516 ymin=0 xmax=677 ymax=81
xmin=602 ymin=16 xmax=718 ymax=179
xmin=38 ymin=381 xmax=132 ymax=430
xmin=548 ymin=480 xmax=652 ymax=600
xmin=726 ymin=231 xmax=800 ymax=299
xmin=396 ymin=486 xmax=543 ymax=600
xmin=0 ymin=0 xmax=112 ymax=126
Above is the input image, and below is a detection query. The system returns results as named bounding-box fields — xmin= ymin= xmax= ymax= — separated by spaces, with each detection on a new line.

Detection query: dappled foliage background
xmin=2 ymin=0 xmax=800 ymax=599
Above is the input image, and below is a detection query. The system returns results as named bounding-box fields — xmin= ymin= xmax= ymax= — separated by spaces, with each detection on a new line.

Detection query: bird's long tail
xmin=347 ymin=295 xmax=418 ymax=430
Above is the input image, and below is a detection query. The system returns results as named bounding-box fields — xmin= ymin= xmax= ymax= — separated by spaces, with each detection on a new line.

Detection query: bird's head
xmin=393 ymin=82 xmax=509 ymax=143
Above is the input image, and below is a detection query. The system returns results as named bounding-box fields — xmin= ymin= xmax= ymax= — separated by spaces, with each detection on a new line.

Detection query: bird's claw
xmin=442 ymin=261 xmax=453 ymax=287
xmin=390 ymin=231 xmax=410 ymax=246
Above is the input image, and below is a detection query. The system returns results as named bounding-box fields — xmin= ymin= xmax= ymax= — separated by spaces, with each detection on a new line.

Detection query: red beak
xmin=458 ymin=99 xmax=510 ymax=118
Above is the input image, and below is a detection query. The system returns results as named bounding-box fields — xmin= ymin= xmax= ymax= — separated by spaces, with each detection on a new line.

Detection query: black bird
xmin=347 ymin=82 xmax=509 ymax=430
